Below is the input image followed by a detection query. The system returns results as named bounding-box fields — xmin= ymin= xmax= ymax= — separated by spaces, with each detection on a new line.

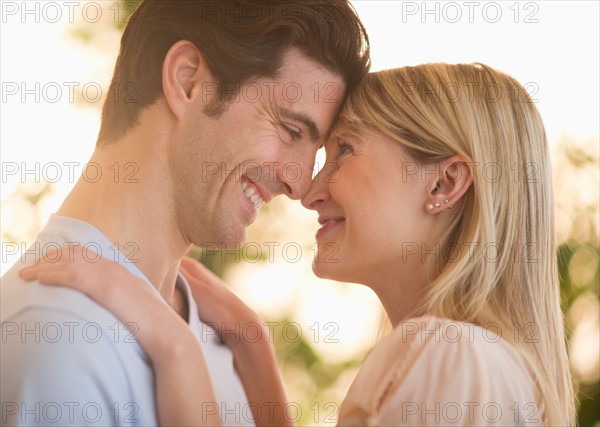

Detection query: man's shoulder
xmin=0 ymin=217 xmax=161 ymax=425
xmin=1 ymin=265 xmax=157 ymax=426
xmin=1 ymin=302 xmax=157 ymax=426
xmin=1 ymin=261 xmax=147 ymax=363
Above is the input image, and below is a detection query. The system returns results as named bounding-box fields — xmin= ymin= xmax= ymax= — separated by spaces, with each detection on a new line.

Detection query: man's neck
xmin=57 ymin=131 xmax=191 ymax=309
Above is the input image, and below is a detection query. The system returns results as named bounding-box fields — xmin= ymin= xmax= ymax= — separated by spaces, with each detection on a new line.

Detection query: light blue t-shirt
xmin=1 ymin=215 xmax=254 ymax=426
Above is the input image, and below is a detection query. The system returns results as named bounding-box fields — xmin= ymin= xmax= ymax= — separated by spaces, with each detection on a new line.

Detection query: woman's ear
xmin=162 ymin=40 xmax=212 ymax=119
xmin=425 ymin=154 xmax=473 ymax=214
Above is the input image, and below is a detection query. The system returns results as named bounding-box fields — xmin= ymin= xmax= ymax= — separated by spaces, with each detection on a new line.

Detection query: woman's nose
xmin=301 ymin=162 xmax=334 ymax=210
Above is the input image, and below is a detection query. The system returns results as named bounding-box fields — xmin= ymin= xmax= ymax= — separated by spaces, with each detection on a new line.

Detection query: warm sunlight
xmin=1 ymin=2 xmax=598 ymax=425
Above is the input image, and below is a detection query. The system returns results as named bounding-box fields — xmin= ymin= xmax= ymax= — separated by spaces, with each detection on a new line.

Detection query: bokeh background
xmin=1 ymin=1 xmax=598 ymax=425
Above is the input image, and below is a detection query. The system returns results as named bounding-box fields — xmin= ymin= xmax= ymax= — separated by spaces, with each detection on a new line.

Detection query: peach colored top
xmin=338 ymin=316 xmax=544 ymax=426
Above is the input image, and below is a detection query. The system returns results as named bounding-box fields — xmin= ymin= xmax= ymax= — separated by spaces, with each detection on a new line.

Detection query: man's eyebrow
xmin=276 ymin=106 xmax=321 ymax=143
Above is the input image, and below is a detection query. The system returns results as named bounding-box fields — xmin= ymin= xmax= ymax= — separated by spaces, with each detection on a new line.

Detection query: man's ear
xmin=162 ymin=40 xmax=212 ymax=119
xmin=425 ymin=154 xmax=473 ymax=213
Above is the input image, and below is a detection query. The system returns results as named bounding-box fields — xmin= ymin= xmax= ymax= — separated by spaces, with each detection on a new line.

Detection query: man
xmin=0 ymin=1 xmax=370 ymax=425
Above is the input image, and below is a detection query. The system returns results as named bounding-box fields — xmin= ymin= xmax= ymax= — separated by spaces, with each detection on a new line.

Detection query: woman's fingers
xmin=18 ymin=246 xmax=107 ymax=297
xmin=19 ymin=255 xmax=66 ymax=281
xmin=19 ymin=246 xmax=94 ymax=272
xmin=19 ymin=265 xmax=39 ymax=281
xmin=19 ymin=260 xmax=77 ymax=285
xmin=36 ymin=269 xmax=76 ymax=287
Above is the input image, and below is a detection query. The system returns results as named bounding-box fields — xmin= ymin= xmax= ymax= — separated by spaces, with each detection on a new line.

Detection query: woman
xmin=20 ymin=63 xmax=576 ymax=426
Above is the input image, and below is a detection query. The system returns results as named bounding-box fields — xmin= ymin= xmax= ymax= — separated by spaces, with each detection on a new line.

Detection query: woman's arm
xmin=180 ymin=258 xmax=293 ymax=427
xmin=19 ymin=247 xmax=221 ymax=427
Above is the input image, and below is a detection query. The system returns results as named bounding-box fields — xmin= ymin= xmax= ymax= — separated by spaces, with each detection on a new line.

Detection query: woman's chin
xmin=311 ymin=259 xmax=351 ymax=283
xmin=311 ymin=260 xmax=336 ymax=280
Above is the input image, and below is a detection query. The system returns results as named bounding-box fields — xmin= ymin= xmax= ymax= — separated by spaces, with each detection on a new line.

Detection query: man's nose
xmin=277 ymin=157 xmax=317 ymax=200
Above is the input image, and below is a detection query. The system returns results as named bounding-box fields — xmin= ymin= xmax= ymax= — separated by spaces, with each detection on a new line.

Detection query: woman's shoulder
xmin=338 ymin=315 xmax=544 ymax=426
xmin=366 ymin=315 xmax=528 ymax=374
xmin=386 ymin=315 xmax=524 ymax=360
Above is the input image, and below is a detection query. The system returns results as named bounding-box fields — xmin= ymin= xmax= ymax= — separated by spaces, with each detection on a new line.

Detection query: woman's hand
xmin=179 ymin=257 xmax=293 ymax=427
xmin=180 ymin=257 xmax=265 ymax=347
xmin=19 ymin=246 xmax=133 ymax=303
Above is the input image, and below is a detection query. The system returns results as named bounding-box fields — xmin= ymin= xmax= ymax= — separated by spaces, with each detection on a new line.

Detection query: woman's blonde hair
xmin=336 ymin=63 xmax=575 ymax=426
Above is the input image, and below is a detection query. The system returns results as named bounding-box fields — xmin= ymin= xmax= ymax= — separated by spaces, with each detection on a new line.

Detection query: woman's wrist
xmin=106 ymin=276 xmax=197 ymax=363
xmin=230 ymin=326 xmax=275 ymax=362
xmin=229 ymin=328 xmax=291 ymax=427
xmin=149 ymin=324 xmax=202 ymax=366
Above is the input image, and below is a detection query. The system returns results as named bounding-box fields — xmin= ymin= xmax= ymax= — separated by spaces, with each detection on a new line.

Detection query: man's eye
xmin=283 ymin=124 xmax=301 ymax=141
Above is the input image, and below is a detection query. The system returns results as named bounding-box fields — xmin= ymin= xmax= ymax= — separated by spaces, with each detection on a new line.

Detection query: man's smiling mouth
xmin=242 ymin=180 xmax=264 ymax=210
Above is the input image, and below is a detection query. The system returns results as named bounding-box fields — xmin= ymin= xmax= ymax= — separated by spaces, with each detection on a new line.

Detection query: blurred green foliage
xmin=559 ymin=241 xmax=600 ymax=427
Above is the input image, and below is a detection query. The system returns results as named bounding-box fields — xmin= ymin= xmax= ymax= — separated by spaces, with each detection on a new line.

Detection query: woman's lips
xmin=316 ymin=217 xmax=345 ymax=240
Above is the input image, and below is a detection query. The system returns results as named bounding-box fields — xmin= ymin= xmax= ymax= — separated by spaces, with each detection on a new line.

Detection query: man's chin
xmin=194 ymin=232 xmax=247 ymax=252
xmin=220 ymin=239 xmax=247 ymax=250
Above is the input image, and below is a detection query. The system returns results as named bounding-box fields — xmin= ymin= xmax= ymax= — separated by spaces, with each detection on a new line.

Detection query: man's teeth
xmin=242 ymin=181 xmax=263 ymax=209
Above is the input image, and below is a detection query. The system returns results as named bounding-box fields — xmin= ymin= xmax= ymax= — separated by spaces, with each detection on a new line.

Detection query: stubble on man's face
xmin=170 ymin=49 xmax=346 ymax=249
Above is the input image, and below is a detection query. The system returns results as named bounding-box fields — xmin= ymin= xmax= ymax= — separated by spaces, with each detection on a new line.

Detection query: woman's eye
xmin=337 ymin=140 xmax=353 ymax=156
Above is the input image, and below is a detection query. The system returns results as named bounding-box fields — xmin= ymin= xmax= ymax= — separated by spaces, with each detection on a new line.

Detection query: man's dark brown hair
xmin=97 ymin=0 xmax=371 ymax=145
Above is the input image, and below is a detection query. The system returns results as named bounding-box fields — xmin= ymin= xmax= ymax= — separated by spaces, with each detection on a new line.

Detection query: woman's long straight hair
xmin=336 ymin=63 xmax=576 ymax=426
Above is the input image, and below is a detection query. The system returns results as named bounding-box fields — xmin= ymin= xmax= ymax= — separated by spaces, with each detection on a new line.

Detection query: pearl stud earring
xmin=427 ymin=203 xmax=434 ymax=210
